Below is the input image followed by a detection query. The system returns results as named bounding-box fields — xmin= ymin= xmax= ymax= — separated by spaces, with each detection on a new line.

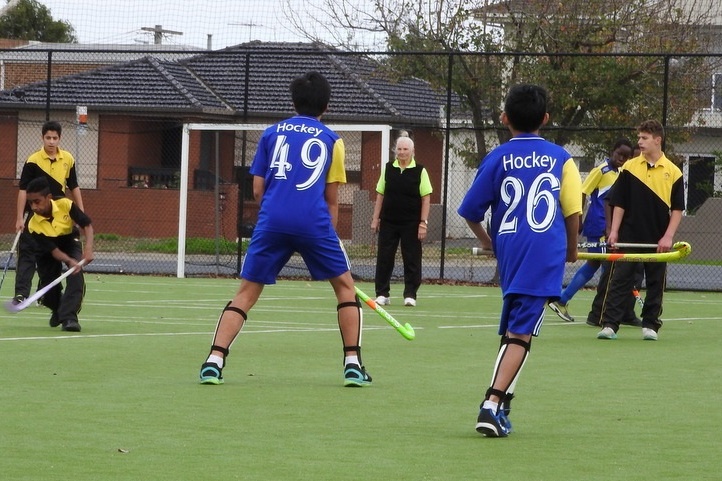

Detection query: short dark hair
xmin=637 ymin=119 xmax=664 ymax=140
xmin=42 ymin=120 xmax=62 ymax=136
xmin=26 ymin=176 xmax=51 ymax=196
xmin=290 ymin=71 xmax=331 ymax=117
xmin=611 ymin=137 xmax=633 ymax=152
xmin=504 ymin=84 xmax=548 ymax=133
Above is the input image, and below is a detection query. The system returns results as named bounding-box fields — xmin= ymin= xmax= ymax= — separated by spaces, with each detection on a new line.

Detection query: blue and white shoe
xmin=475 ymin=408 xmax=510 ymax=437
xmin=499 ymin=393 xmax=514 ymax=433
xmin=343 ymin=363 xmax=372 ymax=387
xmin=498 ymin=411 xmax=513 ymax=434
xmin=199 ymin=362 xmax=224 ymax=385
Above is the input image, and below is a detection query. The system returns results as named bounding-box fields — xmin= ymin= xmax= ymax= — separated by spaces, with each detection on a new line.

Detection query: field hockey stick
xmin=0 ymin=227 xmax=23 ymax=294
xmin=354 ymin=286 xmax=415 ymax=340
xmin=5 ymin=259 xmax=86 ymax=313
xmin=632 ymin=288 xmax=644 ymax=307
xmin=578 ymin=242 xmax=659 ymax=249
xmin=577 ymin=241 xmax=691 ymax=263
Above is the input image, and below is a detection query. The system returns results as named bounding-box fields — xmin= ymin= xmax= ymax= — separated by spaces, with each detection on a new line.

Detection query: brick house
xmin=0 ymin=42 xmax=447 ymax=241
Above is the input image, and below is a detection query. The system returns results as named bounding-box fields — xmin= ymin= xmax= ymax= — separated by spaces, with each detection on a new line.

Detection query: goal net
xmin=176 ymin=123 xmax=392 ymax=278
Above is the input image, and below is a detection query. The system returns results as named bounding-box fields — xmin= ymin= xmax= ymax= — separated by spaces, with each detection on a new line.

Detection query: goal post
xmin=177 ymin=122 xmax=392 ymax=278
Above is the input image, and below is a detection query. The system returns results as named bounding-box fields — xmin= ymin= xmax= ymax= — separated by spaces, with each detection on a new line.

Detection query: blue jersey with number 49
xmin=250 ymin=115 xmax=346 ymax=238
xmin=458 ymin=134 xmax=582 ymax=298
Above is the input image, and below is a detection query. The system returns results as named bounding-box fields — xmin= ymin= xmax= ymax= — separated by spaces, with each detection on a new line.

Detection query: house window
xmin=687 ymin=156 xmax=715 ymax=213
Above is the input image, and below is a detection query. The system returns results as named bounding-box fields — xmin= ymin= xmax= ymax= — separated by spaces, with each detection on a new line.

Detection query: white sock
xmin=344 ymin=355 xmax=359 ymax=366
xmin=482 ymin=400 xmax=499 ymax=412
xmin=207 ymin=354 xmax=224 ymax=368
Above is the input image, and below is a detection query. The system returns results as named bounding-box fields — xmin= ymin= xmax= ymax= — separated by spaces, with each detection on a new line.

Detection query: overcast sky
xmin=35 ymin=0 xmax=383 ymax=50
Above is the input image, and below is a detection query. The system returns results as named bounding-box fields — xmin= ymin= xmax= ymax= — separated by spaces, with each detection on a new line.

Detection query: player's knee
xmin=503 ymin=336 xmax=531 ymax=352
xmin=337 ymin=300 xmax=360 ymax=311
xmin=223 ymin=303 xmax=248 ymax=321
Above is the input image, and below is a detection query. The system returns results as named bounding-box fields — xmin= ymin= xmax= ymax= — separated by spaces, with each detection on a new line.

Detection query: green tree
xmin=0 ymin=0 xmax=77 ymax=43
xmin=304 ymin=0 xmax=722 ymax=163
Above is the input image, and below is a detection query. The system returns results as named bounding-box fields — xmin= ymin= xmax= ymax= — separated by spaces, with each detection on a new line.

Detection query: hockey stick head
xmin=399 ymin=322 xmax=416 ymax=340
xmin=3 ymin=259 xmax=86 ymax=314
xmin=354 ymin=286 xmax=416 ymax=340
xmin=4 ymin=299 xmax=25 ymax=313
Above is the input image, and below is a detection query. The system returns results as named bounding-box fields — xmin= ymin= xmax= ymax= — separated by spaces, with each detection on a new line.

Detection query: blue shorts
xmin=499 ymin=294 xmax=547 ymax=337
xmin=240 ymin=230 xmax=351 ymax=284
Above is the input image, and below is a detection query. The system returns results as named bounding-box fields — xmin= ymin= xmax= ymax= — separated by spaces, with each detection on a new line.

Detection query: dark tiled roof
xmin=0 ymin=56 xmax=230 ymax=112
xmin=0 ymin=41 xmax=446 ymax=125
xmin=182 ymin=42 xmax=446 ymax=123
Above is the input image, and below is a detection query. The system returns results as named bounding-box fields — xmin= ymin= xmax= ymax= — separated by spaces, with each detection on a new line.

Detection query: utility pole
xmin=141 ymin=25 xmax=183 ymax=45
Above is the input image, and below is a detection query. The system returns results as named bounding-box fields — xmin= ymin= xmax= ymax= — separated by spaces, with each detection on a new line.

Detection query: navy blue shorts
xmin=240 ymin=230 xmax=351 ymax=284
xmin=499 ymin=294 xmax=547 ymax=337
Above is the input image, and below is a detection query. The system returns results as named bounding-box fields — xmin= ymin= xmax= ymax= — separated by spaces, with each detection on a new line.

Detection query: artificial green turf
xmin=0 ymin=275 xmax=720 ymax=480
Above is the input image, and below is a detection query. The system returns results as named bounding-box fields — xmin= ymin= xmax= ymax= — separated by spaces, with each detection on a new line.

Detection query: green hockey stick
xmin=354 ymin=286 xmax=415 ymax=340
xmin=577 ymin=241 xmax=691 ymax=263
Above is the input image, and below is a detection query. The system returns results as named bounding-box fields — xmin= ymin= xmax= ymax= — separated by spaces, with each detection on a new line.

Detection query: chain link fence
xmin=1 ymin=47 xmax=721 ymax=291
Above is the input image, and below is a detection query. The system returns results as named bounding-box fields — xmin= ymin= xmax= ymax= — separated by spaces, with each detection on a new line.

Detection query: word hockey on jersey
xmin=275 ymin=122 xmax=324 ymax=138
xmin=502 ymin=152 xmax=559 ymax=172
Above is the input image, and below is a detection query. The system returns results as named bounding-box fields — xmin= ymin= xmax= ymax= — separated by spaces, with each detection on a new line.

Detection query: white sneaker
xmin=375 ymin=296 xmax=390 ymax=306
xmin=597 ymin=327 xmax=617 ymax=340
xmin=642 ymin=327 xmax=658 ymax=341
xmin=404 ymin=297 xmax=416 ymax=307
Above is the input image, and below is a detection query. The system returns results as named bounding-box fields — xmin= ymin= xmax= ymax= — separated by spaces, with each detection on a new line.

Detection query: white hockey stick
xmin=5 ymin=259 xmax=86 ymax=313
xmin=0 ymin=228 xmax=23 ymax=293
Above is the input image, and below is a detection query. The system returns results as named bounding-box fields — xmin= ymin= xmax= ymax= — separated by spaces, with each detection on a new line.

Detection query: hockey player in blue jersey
xmin=458 ymin=84 xmax=582 ymax=437
xmin=548 ymin=138 xmax=634 ymax=322
xmin=198 ymin=71 xmax=371 ymax=387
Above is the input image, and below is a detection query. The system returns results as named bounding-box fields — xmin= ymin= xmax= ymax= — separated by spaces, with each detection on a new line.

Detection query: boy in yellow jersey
xmin=597 ymin=120 xmax=684 ymax=341
xmin=14 ymin=121 xmax=85 ymax=310
xmin=25 ymin=177 xmax=94 ymax=332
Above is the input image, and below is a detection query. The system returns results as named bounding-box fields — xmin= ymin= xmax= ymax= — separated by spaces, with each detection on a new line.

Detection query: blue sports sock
xmin=561 ymin=263 xmax=599 ymax=304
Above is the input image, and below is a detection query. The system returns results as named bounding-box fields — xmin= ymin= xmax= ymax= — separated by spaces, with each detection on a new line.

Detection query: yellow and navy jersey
xmin=581 ymin=159 xmax=620 ymax=237
xmin=458 ymin=133 xmax=582 ymax=298
xmin=28 ymin=198 xmax=91 ymax=254
xmin=250 ymin=115 xmax=345 ymax=237
xmin=19 ymin=147 xmax=79 ymax=198
xmin=607 ymin=154 xmax=685 ymax=243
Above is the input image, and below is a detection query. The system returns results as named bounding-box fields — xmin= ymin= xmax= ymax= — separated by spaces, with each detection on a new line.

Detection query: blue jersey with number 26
xmin=250 ymin=115 xmax=346 ymax=238
xmin=458 ymin=134 xmax=582 ymax=298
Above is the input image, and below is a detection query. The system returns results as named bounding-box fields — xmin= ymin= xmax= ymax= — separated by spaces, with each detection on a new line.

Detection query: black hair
xmin=42 ymin=120 xmax=62 ymax=136
xmin=504 ymin=84 xmax=548 ymax=133
xmin=611 ymin=137 xmax=633 ymax=152
xmin=26 ymin=176 xmax=51 ymax=196
xmin=290 ymin=71 xmax=331 ymax=117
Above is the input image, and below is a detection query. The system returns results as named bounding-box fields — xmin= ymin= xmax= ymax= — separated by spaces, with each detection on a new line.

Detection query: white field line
xmin=0 ymin=324 xmax=396 ymax=342
xmin=438 ymin=316 xmax=722 ymax=329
